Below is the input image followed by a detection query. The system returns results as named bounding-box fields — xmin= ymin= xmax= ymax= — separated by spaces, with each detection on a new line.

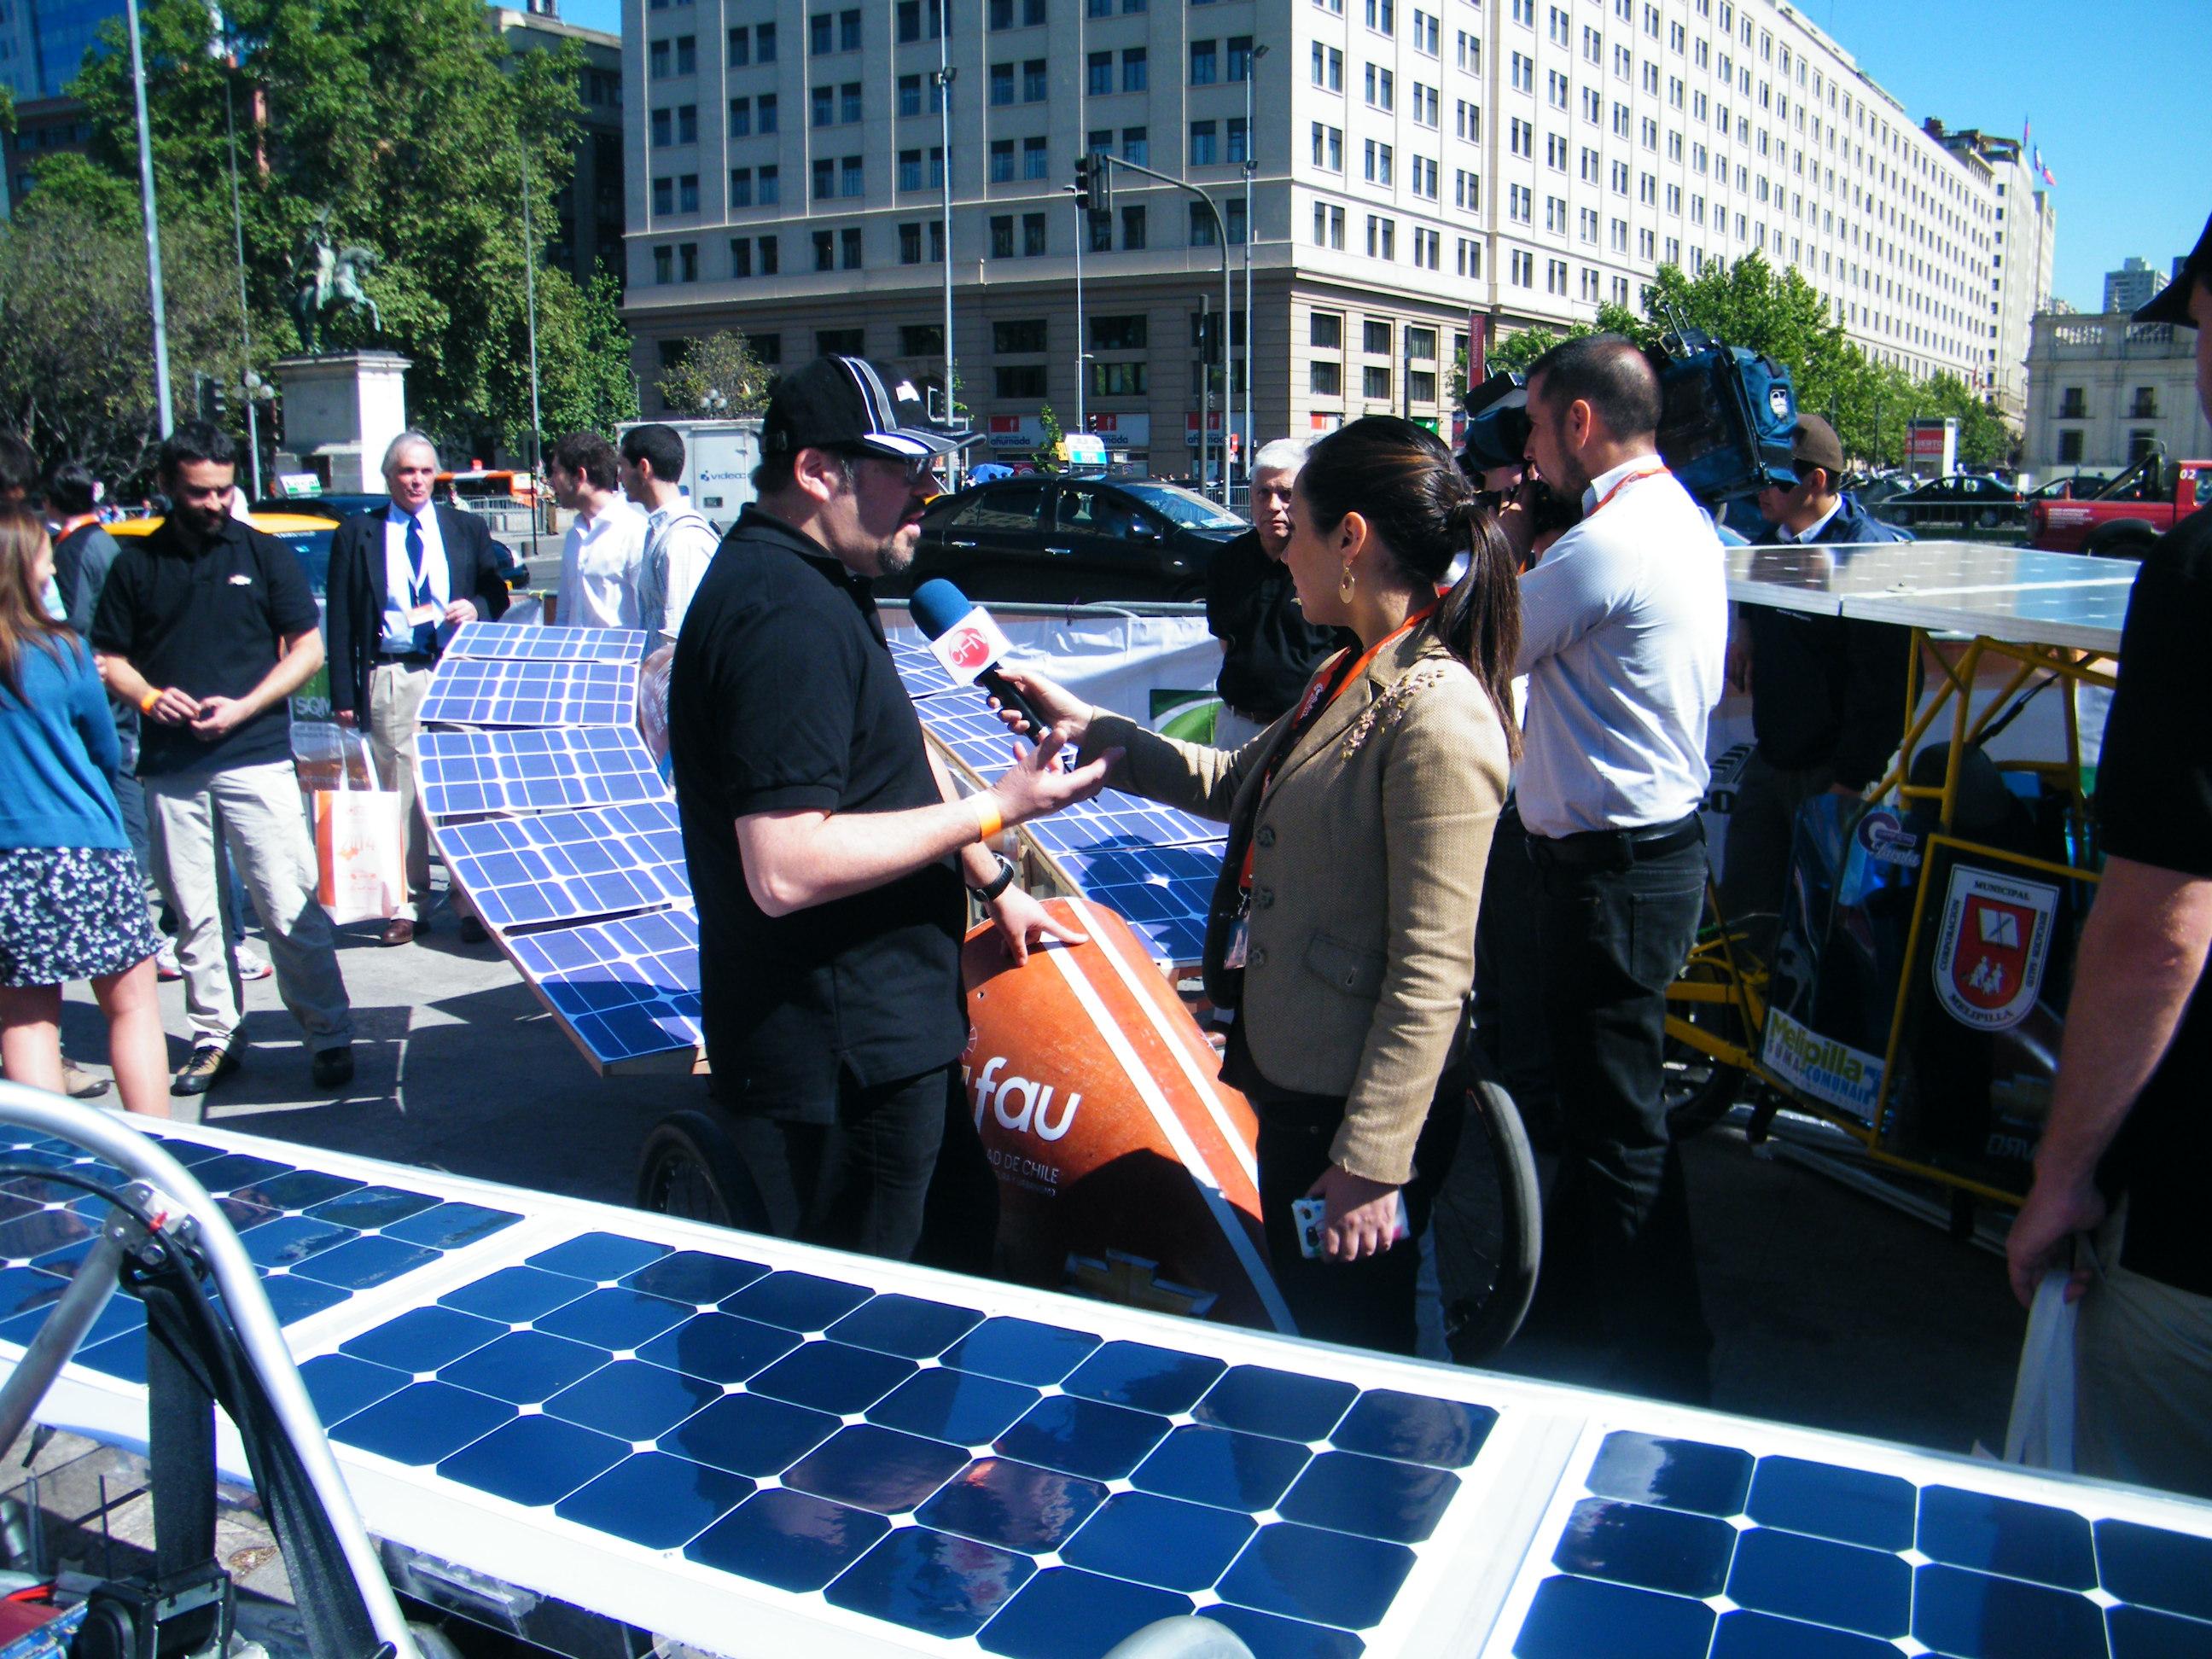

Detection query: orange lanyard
xmin=1238 ymin=602 xmax=1438 ymax=892
xmin=1586 ymin=463 xmax=1668 ymax=518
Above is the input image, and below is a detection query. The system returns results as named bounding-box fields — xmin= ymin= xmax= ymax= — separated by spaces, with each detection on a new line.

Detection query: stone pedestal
xmin=271 ymin=351 xmax=412 ymax=493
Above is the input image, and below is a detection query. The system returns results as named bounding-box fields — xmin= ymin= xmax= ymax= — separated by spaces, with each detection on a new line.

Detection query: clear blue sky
xmin=550 ymin=0 xmax=2210 ymax=311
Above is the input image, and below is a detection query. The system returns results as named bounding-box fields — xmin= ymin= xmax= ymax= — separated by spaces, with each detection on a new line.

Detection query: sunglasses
xmin=845 ymin=448 xmax=944 ymax=488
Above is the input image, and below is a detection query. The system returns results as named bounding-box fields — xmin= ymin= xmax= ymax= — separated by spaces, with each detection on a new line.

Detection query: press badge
xmin=1223 ymin=912 xmax=1249 ymax=970
xmin=405 ymin=602 xmax=441 ymax=628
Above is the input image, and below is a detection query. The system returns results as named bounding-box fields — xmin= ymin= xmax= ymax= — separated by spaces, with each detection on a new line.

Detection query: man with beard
xmin=667 ymin=358 xmax=1113 ymax=1263
xmin=90 ymin=422 xmax=353 ymax=1097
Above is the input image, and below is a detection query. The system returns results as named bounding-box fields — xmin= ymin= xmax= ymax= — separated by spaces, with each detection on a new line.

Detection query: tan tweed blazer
xmin=1084 ymin=621 xmax=1510 ymax=1186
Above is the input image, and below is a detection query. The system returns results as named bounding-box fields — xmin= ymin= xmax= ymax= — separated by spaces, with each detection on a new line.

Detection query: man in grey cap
xmin=666 ymin=357 xmax=1109 ymax=1263
xmin=2009 ymin=212 xmax=2212 ymax=1499
xmin=1721 ymin=411 xmax=1913 ymax=952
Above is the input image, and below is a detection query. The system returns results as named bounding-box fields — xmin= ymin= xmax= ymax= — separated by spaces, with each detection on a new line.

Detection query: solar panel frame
xmin=436 ymin=800 xmax=691 ymax=933
xmin=416 ymin=728 xmax=668 ymax=822
xmin=419 ymin=658 xmax=640 ymax=730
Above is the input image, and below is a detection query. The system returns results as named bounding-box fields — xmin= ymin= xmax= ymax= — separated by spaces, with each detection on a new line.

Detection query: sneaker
xmin=234 ymin=945 xmax=274 ymax=981
xmin=154 ymin=940 xmax=182 ymax=981
xmin=310 ymin=1045 xmax=354 ymax=1091
xmin=172 ymin=1043 xmax=241 ymax=1097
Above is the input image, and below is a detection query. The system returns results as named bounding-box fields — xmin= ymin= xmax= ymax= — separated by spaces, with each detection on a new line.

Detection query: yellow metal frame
xmin=1664 ymin=626 xmax=2116 ymax=1206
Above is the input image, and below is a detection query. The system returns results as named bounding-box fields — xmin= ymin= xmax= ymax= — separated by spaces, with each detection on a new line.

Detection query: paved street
xmin=52 ymin=886 xmax=2027 ymax=1460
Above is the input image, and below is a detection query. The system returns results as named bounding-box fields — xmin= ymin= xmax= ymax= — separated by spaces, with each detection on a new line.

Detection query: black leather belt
xmin=1528 ymin=812 xmax=1704 ymax=870
xmin=375 ymin=651 xmax=434 ymax=667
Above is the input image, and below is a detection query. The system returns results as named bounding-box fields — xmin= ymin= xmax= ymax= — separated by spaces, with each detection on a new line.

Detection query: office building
xmin=1924 ymin=122 xmax=2051 ymax=423
xmin=494 ymin=4 xmax=629 ymax=288
xmin=624 ymin=0 xmax=2026 ymax=472
xmin=2103 ymin=256 xmax=2168 ymax=318
xmin=0 ymin=0 xmax=116 ymax=102
xmin=2025 ymin=309 xmax=2209 ymax=478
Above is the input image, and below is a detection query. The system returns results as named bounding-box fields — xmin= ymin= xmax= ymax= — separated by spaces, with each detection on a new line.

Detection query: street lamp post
xmin=125 ymin=0 xmax=173 ymax=435
xmin=1067 ymin=185 xmax=1086 ymax=436
xmin=210 ymin=8 xmax=261 ymax=495
xmin=932 ymin=29 xmax=956 ymax=431
xmin=1243 ymin=43 xmax=1266 ymax=480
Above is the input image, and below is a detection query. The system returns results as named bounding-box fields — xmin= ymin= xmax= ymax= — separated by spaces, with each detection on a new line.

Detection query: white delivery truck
xmin=618 ymin=417 xmax=762 ymax=536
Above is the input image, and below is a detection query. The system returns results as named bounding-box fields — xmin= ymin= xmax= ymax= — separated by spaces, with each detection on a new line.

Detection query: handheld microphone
xmin=908 ymin=579 xmax=1052 ymax=740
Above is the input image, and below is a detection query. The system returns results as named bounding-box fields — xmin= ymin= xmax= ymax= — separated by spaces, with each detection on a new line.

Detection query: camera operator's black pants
xmin=1522 ymin=824 xmax=1714 ymax=1405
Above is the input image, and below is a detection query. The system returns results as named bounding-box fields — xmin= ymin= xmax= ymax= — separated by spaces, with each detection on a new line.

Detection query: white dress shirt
xmin=636 ymin=501 xmax=720 ymax=640
xmin=556 ymin=497 xmax=647 ymax=629
xmin=380 ymin=503 xmax=450 ymax=654
xmin=1512 ymin=457 xmax=1729 ymax=838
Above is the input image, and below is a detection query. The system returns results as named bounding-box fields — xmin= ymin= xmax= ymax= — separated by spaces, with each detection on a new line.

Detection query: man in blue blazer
xmin=325 ymin=431 xmax=509 ymax=945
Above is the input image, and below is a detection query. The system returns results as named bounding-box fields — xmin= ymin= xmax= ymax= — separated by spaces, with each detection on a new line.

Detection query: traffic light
xmin=193 ymin=371 xmax=229 ymax=425
xmin=1074 ymin=150 xmax=1112 ymax=216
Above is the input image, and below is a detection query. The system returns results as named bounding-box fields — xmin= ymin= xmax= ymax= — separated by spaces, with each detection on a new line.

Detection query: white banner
xmin=885 ymin=612 xmax=1225 ymax=736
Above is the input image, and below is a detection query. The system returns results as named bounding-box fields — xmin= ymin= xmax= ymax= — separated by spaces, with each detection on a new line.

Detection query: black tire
xmin=1170 ymin=579 xmax=1208 ymax=603
xmin=1664 ymin=954 xmax=1749 ymax=1139
xmin=635 ymin=1109 xmax=772 ymax=1231
xmin=2085 ymin=528 xmax=2157 ymax=562
xmin=1430 ymin=1061 xmax=1543 ymax=1365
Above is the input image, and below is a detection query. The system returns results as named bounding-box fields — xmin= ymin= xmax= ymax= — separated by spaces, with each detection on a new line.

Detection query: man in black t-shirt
xmin=2009 ymin=213 xmax=2212 ymax=1499
xmin=667 ymin=358 xmax=1111 ymax=1262
xmin=90 ymin=423 xmax=353 ymax=1098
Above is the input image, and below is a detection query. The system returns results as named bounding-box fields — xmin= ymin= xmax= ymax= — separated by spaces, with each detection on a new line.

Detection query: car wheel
xmin=635 ymin=1109 xmax=772 ymax=1231
xmin=1170 ymin=579 xmax=1207 ymax=603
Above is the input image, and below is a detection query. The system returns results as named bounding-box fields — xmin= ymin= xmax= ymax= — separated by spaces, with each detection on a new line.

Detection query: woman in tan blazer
xmin=998 ymin=417 xmax=1522 ymax=1352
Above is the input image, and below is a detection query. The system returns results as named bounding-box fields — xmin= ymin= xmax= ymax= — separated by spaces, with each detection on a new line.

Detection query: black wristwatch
xmin=968 ymin=853 xmax=1017 ymax=903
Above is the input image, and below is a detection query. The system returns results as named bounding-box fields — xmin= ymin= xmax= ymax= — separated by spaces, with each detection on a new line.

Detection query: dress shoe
xmin=60 ymin=1056 xmax=111 ymax=1100
xmin=172 ymin=1044 xmax=240 ymax=1097
xmin=310 ymin=1045 xmax=355 ymax=1090
xmin=457 ymin=914 xmax=489 ymax=945
xmin=380 ymin=917 xmax=416 ymax=947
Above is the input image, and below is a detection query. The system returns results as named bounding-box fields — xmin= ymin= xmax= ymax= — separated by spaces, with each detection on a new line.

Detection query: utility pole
xmin=521 ymin=147 xmax=545 ymax=567
xmin=125 ymin=0 xmax=172 ymax=435
xmin=933 ymin=20 xmax=956 ymax=434
xmin=1243 ymin=43 xmax=1266 ymax=482
xmin=1068 ymin=186 xmax=1086 ymax=435
xmin=213 ymin=10 xmax=261 ymax=495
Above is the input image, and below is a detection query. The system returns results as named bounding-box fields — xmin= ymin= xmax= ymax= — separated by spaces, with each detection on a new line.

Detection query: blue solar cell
xmin=685 ymin=1487 xmax=889 ymax=1594
xmin=1586 ymin=1432 xmax=1754 ymax=1517
xmin=527 ymin=1231 xmax=671 ymax=1282
xmin=1917 ymin=1486 xmax=2097 ymax=1590
xmin=1278 ymin=1451 xmax=1459 ymax=1545
xmin=747 ymin=1341 xmax=915 ymax=1416
xmin=1061 ymin=1491 xmax=1255 ymax=1592
xmin=1026 ymin=792 xmax=1224 ymax=856
xmin=2105 ymin=1603 xmax=2212 ymax=1659
xmin=445 ymin=621 xmax=647 ymax=664
xmin=826 ymin=1292 xmax=982 ymax=1359
xmin=382 ymin=1202 xmax=521 ymax=1250
xmin=306 ymin=1187 xmax=439 ymax=1230
xmin=1132 ymin=1424 xmax=1311 ymax=1512
xmin=0 ymin=1295 xmax=137 ymax=1350
xmin=535 ymin=1288 xmax=692 ymax=1352
xmin=189 ymin=1154 xmax=293 ymax=1194
xmin=1511 ymin=1572 xmax=1715 ymax=1659
xmin=636 ymin=1313 xmax=798 ymax=1384
xmin=979 ymin=1568 xmax=1194 ymax=1659
xmin=0 ymin=1208 xmax=96 ymax=1263
xmin=298 ymin=1353 xmax=411 ymax=1425
xmin=218 ymin=1197 xmax=276 ymax=1233
xmin=661 ymin=1392 xmax=840 ymax=1478
xmin=995 ymin=1394 xmax=1170 ymax=1482
xmin=242 ymin=1214 xmax=355 ymax=1269
xmin=506 ymin=911 xmax=703 ymax=1065
xmin=77 ymin=1332 xmax=148 ymax=1383
xmin=1708 ymin=1610 xmax=1901 ymax=1659
xmin=1062 ymin=1341 xmax=1225 ymax=1416
xmin=332 ymin=1380 xmax=514 ymax=1466
xmin=1724 ymin=1524 xmax=1909 ymax=1638
xmin=1551 ymin=1498 xmax=1735 ymax=1600
xmin=784 ymin=1424 xmax=970 ymax=1515
xmin=545 ymin=1359 xmax=721 ymax=1440
xmin=1220 ymin=1521 xmax=1417 ymax=1630
xmin=438 ymin=1330 xmax=608 ymax=1405
xmin=1911 ymin=1563 xmax=2106 ymax=1659
xmin=0 ymin=1196 xmax=38 ymax=1230
xmin=439 ymin=1266 xmax=593 ymax=1324
xmin=1330 ymin=1390 xmax=1495 ymax=1470
xmin=259 ymin=1275 xmax=352 ymax=1325
xmin=914 ymin=1457 xmax=1107 ymax=1553
xmin=869 ymin=1368 xmax=1038 ymax=1447
xmin=2097 ymin=1519 xmax=2212 ymax=1624
xmin=943 ymin=1316 xmax=1102 ymax=1386
xmin=721 ymin=1270 xmax=873 ymax=1332
xmin=1202 ymin=1604 xmax=1366 ymax=1659
xmin=441 ymin=801 xmax=691 ymax=932
xmin=1192 ymin=1366 xmax=1357 ymax=1443
xmin=826 ymin=1524 xmax=1034 ymax=1641
xmin=439 ymin=1413 xmax=632 ymax=1509
xmin=622 ymin=1250 xmax=769 ymax=1307
xmin=251 ymin=1171 xmax=364 ymax=1211
xmin=287 ymin=1237 xmax=441 ymax=1291
xmin=341 ymin=1307 xmax=508 ymax=1372
xmin=553 ymin=1452 xmax=754 ymax=1551
xmin=147 ymin=1137 xmax=227 ymax=1168
xmin=0 ymin=1265 xmax=66 ymax=1322
xmin=1743 ymin=1456 xmax=1914 ymax=1551
xmin=417 ymin=727 xmax=667 ymax=821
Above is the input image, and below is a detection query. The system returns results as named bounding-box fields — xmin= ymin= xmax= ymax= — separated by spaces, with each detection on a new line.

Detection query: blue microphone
xmin=908 ymin=579 xmax=1051 ymax=739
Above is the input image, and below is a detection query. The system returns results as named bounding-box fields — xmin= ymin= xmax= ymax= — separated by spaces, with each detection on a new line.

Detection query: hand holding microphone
xmin=908 ymin=579 xmax=1054 ymax=739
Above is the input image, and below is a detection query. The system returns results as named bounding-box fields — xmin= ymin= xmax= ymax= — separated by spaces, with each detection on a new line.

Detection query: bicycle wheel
xmin=634 ymin=1109 xmax=773 ymax=1232
xmin=1430 ymin=1062 xmax=1543 ymax=1365
xmin=1665 ymin=955 xmax=1749 ymax=1140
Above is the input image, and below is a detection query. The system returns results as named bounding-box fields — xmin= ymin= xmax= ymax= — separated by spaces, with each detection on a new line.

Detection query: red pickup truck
xmin=2030 ymin=455 xmax=2212 ymax=557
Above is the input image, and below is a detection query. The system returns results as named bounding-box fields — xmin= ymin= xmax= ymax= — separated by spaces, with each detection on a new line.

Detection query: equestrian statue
xmin=287 ymin=211 xmax=383 ymax=355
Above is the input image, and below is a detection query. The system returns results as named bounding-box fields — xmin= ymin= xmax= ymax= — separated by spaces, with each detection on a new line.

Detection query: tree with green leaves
xmin=655 ymin=330 xmax=774 ymax=419
xmin=1033 ymin=404 xmax=1067 ymax=472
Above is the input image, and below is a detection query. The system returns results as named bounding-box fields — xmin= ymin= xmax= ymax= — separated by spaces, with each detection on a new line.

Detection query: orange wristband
xmin=972 ymin=795 xmax=1004 ymax=844
xmin=139 ymin=690 xmax=160 ymax=715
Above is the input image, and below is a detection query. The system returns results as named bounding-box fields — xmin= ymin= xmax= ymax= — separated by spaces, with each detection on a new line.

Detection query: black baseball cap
xmin=762 ymin=356 xmax=973 ymax=459
xmin=2135 ymin=211 xmax=2212 ymax=326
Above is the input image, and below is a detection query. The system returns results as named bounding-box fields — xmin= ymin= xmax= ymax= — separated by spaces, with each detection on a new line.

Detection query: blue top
xmin=0 ymin=632 xmax=126 ymax=851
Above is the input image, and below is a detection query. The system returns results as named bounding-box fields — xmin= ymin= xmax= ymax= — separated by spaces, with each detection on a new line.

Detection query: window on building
xmin=1091 ymin=361 xmax=1148 ymax=396
xmin=1121 ymin=204 xmax=1148 ymax=247
xmin=995 ymin=365 xmax=1049 ymax=398
xmin=1191 ymin=120 xmax=1218 ymax=166
xmin=1311 ymin=360 xmax=1342 ymax=396
xmin=2057 ymin=428 xmax=2084 ymax=464
xmin=653 ymin=245 xmax=672 ymax=282
xmin=899 ymin=223 xmax=922 ymax=265
xmin=989 ymin=215 xmax=1013 ymax=258
xmin=1023 ymin=136 xmax=1049 ymax=179
xmin=812 ymin=229 xmax=834 ymax=271
xmin=1123 ymin=48 xmax=1148 ymax=90
xmin=1022 ymin=212 xmax=1046 ymax=254
xmin=840 ymin=227 xmax=862 ymax=268
xmin=1362 ymin=365 xmax=1392 ymax=399
xmin=678 ymin=173 xmax=699 ymax=212
xmin=1191 ymin=38 xmax=1217 ymax=84
xmin=989 ymin=139 xmax=1015 ymax=182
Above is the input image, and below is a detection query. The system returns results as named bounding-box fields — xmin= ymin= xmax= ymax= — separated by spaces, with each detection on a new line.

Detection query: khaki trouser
xmin=2075 ymin=1204 xmax=2212 ymax=1502
xmin=366 ymin=660 xmax=434 ymax=916
xmin=145 ymin=759 xmax=352 ymax=1055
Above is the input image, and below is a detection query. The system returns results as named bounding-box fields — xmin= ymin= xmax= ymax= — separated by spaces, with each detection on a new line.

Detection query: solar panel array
xmin=503 ymin=907 xmax=703 ymax=1068
xmin=416 ymin=729 xmax=667 ymax=821
xmin=445 ymin=621 xmax=652 ymax=664
xmin=437 ymin=801 xmax=689 ymax=933
xmin=417 ymin=658 xmax=641 ymax=730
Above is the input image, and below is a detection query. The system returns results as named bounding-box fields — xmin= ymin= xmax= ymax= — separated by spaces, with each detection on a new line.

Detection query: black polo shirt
xmin=89 ymin=515 xmax=321 ymax=778
xmin=2092 ymin=504 xmax=2212 ymax=1295
xmin=1204 ymin=528 xmax=1353 ymax=721
xmin=667 ymin=505 xmax=965 ymax=1120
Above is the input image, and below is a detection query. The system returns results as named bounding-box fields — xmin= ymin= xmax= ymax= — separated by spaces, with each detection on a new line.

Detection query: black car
xmin=1873 ymin=473 xmax=2027 ymax=533
xmin=890 ymin=474 xmax=1247 ymax=604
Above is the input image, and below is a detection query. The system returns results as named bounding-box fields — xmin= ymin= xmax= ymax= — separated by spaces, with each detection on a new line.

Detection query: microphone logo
xmin=943 ymin=625 xmax=993 ymax=672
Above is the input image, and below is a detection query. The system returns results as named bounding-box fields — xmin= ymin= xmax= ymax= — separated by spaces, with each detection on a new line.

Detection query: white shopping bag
xmin=2002 ymin=1267 xmax=2078 ymax=1473
xmin=313 ymin=733 xmax=406 ymax=925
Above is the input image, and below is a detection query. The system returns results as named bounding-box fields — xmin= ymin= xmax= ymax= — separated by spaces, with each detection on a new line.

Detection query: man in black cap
xmin=2009 ymin=212 xmax=2212 ymax=1499
xmin=667 ymin=357 xmax=1111 ymax=1263
xmin=1721 ymin=411 xmax=1913 ymax=953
